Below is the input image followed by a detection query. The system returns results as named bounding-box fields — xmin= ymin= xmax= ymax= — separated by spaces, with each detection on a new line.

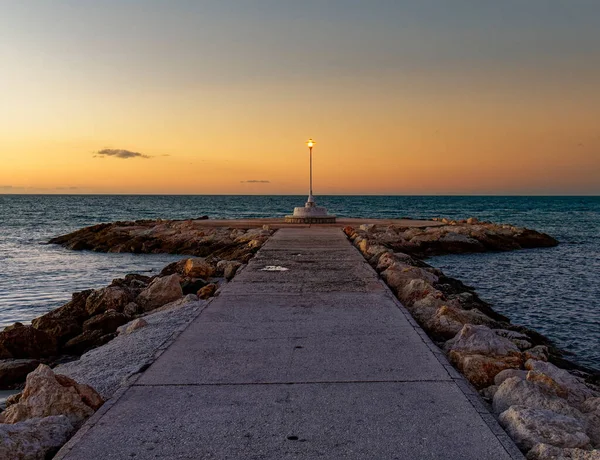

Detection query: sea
xmin=0 ymin=195 xmax=598 ymax=371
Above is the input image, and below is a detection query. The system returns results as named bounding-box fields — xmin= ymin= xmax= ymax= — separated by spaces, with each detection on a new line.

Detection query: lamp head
xmin=306 ymin=138 xmax=315 ymax=148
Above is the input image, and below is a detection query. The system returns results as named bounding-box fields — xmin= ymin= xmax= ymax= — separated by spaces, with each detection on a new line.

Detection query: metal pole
xmin=309 ymin=146 xmax=313 ymax=202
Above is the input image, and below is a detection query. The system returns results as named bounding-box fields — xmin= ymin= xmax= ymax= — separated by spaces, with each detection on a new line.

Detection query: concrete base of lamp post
xmin=285 ymin=202 xmax=336 ymax=224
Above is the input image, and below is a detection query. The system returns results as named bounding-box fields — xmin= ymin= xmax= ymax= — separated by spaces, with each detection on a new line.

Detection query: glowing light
xmin=306 ymin=138 xmax=315 ymax=148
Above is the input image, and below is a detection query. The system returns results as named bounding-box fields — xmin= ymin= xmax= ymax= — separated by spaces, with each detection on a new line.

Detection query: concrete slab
xmin=61 ymin=383 xmax=512 ymax=460
xmin=57 ymin=227 xmax=523 ymax=460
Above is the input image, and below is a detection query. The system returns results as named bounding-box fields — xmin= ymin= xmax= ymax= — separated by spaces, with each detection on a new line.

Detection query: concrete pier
xmin=57 ymin=228 xmax=523 ymax=459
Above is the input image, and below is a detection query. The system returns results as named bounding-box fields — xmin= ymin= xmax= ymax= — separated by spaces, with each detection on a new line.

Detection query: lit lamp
xmin=285 ymin=138 xmax=336 ymax=224
xmin=306 ymin=138 xmax=315 ymax=206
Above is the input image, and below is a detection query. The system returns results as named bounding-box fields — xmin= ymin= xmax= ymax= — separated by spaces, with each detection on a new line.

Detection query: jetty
xmin=56 ymin=227 xmax=523 ymax=459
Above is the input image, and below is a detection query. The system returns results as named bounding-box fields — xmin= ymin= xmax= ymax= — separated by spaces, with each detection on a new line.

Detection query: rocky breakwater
xmin=47 ymin=219 xmax=272 ymax=262
xmin=0 ymin=225 xmax=273 ymax=459
xmin=344 ymin=221 xmax=599 ymax=460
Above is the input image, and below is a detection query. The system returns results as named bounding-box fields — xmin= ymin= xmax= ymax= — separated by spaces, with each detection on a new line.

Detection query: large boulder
xmin=85 ymin=286 xmax=133 ymax=316
xmin=183 ymin=258 xmax=215 ymax=278
xmin=493 ymin=377 xmax=585 ymax=421
xmin=445 ymin=324 xmax=522 ymax=357
xmin=499 ymin=406 xmax=590 ymax=451
xmin=135 ymin=274 xmax=183 ymax=312
xmin=527 ymin=444 xmax=600 ymax=460
xmin=0 ymin=359 xmax=40 ymax=388
xmin=446 ymin=325 xmax=523 ymax=389
xmin=0 ymin=415 xmax=75 ymax=460
xmin=426 ymin=304 xmax=498 ymax=339
xmin=31 ymin=290 xmax=92 ymax=344
xmin=0 ymin=364 xmax=103 ymax=426
xmin=0 ymin=324 xmax=57 ymax=359
xmin=83 ymin=310 xmax=129 ymax=334
xmin=525 ymin=360 xmax=598 ymax=405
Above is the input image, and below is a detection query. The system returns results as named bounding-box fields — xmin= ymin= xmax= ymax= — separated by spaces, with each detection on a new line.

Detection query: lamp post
xmin=284 ymin=137 xmax=335 ymax=223
xmin=306 ymin=138 xmax=315 ymax=206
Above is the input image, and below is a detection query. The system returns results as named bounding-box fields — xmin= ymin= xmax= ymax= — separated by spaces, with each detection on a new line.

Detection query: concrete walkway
xmin=57 ymin=228 xmax=523 ymax=460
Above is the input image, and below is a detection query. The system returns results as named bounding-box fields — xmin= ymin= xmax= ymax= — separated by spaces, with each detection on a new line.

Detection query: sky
xmin=1 ymin=0 xmax=599 ymax=195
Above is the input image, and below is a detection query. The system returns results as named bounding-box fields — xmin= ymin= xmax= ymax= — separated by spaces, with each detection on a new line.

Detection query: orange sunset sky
xmin=1 ymin=1 xmax=599 ymax=195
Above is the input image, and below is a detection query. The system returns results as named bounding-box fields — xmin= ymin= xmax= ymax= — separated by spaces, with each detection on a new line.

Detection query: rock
xmin=0 ymin=364 xmax=103 ymax=426
xmin=582 ymin=399 xmax=600 ymax=414
xmin=62 ymin=330 xmax=114 ymax=356
xmin=499 ymin=406 xmax=590 ymax=451
xmin=495 ymin=368 xmax=528 ymax=386
xmin=0 ymin=324 xmax=57 ymax=360
xmin=183 ymin=257 xmax=215 ymax=278
xmin=454 ymin=354 xmax=523 ymax=389
xmin=426 ymin=304 xmax=498 ymax=340
xmin=85 ymin=286 xmax=132 ymax=316
xmin=118 ymin=318 xmax=148 ymax=335
xmin=445 ymin=324 xmax=522 ymax=357
xmin=359 ymin=224 xmax=377 ymax=232
xmin=466 ymin=217 xmax=479 ymax=225
xmin=527 ymin=444 xmax=600 ymax=460
xmin=525 ymin=360 xmax=598 ymax=405
xmin=181 ymin=278 xmax=207 ymax=295
xmin=0 ymin=415 xmax=75 ymax=460
xmin=136 ymin=274 xmax=183 ymax=312
xmin=585 ymin=409 xmax=600 ymax=448
xmin=160 ymin=259 xmax=188 ymax=276
xmin=6 ymin=392 xmax=22 ymax=407
xmin=0 ymin=359 xmax=40 ymax=388
xmin=198 ymin=283 xmax=217 ymax=299
xmin=525 ymin=346 xmax=550 ymax=362
xmin=481 ymin=384 xmax=499 ymax=400
xmin=528 ymin=370 xmax=570 ymax=399
xmin=30 ymin=291 xmax=92 ymax=346
xmin=494 ymin=329 xmax=534 ymax=350
xmin=83 ymin=310 xmax=129 ymax=334
xmin=493 ymin=377 xmax=585 ymax=421
xmin=123 ymin=301 xmax=142 ymax=317
xmin=446 ymin=325 xmax=523 ymax=389
xmin=404 ymin=293 xmax=446 ymax=325
xmin=217 ymin=260 xmax=243 ymax=280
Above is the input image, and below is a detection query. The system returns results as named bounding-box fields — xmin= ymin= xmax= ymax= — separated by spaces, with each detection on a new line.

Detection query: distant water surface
xmin=0 ymin=195 xmax=598 ymax=370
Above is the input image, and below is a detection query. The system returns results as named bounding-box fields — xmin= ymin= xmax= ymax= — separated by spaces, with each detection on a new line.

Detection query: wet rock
xmin=83 ymin=310 xmax=129 ymax=334
xmin=0 ymin=324 xmax=57 ymax=360
xmin=527 ymin=444 xmax=600 ymax=460
xmin=198 ymin=283 xmax=218 ymax=300
xmin=183 ymin=258 xmax=215 ymax=278
xmin=31 ymin=290 xmax=92 ymax=345
xmin=85 ymin=286 xmax=133 ymax=316
xmin=525 ymin=360 xmax=598 ymax=405
xmin=0 ymin=359 xmax=40 ymax=388
xmin=62 ymin=330 xmax=114 ymax=356
xmin=493 ymin=377 xmax=585 ymax=420
xmin=0 ymin=415 xmax=75 ymax=460
xmin=499 ymin=406 xmax=590 ymax=451
xmin=136 ymin=274 xmax=183 ymax=312
xmin=0 ymin=364 xmax=103 ymax=426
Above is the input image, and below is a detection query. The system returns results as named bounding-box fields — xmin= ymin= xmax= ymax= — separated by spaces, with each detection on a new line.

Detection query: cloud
xmin=240 ymin=180 xmax=271 ymax=183
xmin=0 ymin=185 xmax=13 ymax=190
xmin=94 ymin=148 xmax=150 ymax=159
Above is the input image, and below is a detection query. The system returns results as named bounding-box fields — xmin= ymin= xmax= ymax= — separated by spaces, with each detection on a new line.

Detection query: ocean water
xmin=0 ymin=195 xmax=598 ymax=370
